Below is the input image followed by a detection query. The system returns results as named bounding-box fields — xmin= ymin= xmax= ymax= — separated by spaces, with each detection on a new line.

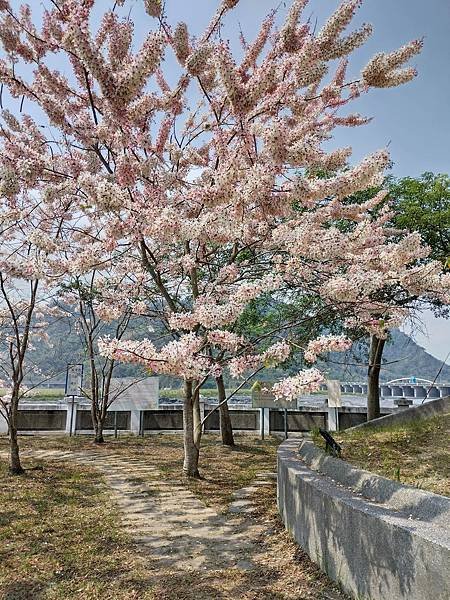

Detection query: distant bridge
xmin=320 ymin=378 xmax=450 ymax=399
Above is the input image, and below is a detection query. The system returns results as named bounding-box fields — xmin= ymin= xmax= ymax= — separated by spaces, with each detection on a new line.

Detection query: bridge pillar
xmin=381 ymin=386 xmax=392 ymax=397
xmin=428 ymin=387 xmax=440 ymax=399
xmin=414 ymin=386 xmax=426 ymax=398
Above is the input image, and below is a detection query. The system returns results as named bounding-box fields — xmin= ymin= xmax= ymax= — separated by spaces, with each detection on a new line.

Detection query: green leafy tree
xmin=389 ymin=173 xmax=450 ymax=266
xmin=366 ymin=173 xmax=449 ymax=419
xmin=238 ymin=174 xmax=449 ymax=421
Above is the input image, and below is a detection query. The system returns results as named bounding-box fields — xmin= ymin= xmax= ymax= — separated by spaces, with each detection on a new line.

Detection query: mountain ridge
xmin=27 ymin=319 xmax=450 ymax=385
xmin=320 ymin=329 xmax=450 ymax=383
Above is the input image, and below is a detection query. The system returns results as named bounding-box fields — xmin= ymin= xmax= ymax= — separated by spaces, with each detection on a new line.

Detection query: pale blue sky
xmin=164 ymin=0 xmax=450 ymax=362
xmin=7 ymin=0 xmax=450 ymax=362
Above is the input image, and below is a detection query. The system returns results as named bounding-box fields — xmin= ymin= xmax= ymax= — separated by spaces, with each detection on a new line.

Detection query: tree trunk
xmin=367 ymin=335 xmax=386 ymax=421
xmin=183 ymin=380 xmax=200 ymax=478
xmin=94 ymin=422 xmax=105 ymax=444
xmin=192 ymin=382 xmax=202 ymax=449
xmin=90 ymin=403 xmax=105 ymax=443
xmin=9 ymin=398 xmax=24 ymax=475
xmin=217 ymin=375 xmax=235 ymax=446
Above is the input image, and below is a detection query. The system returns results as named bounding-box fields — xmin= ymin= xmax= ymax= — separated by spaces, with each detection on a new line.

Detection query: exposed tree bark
xmin=93 ymin=419 xmax=105 ymax=444
xmin=90 ymin=367 xmax=109 ymax=444
xmin=183 ymin=380 xmax=200 ymax=478
xmin=89 ymin=362 xmax=113 ymax=443
xmin=192 ymin=381 xmax=202 ymax=449
xmin=367 ymin=335 xmax=386 ymax=421
xmin=216 ymin=375 xmax=234 ymax=446
xmin=9 ymin=391 xmax=24 ymax=475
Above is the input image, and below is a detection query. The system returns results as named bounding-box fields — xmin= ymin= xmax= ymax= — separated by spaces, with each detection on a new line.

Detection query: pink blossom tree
xmin=0 ymin=0 xmax=448 ymax=477
xmin=0 ymin=119 xmax=71 ymax=472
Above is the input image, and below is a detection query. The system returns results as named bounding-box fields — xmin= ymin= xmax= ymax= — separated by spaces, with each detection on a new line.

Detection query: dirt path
xmin=15 ymin=448 xmax=272 ymax=572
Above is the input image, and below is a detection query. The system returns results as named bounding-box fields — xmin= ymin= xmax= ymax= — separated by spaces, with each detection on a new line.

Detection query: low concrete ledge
xmin=277 ymin=439 xmax=450 ymax=600
xmin=298 ymin=440 xmax=450 ymax=528
xmin=348 ymin=395 xmax=450 ymax=432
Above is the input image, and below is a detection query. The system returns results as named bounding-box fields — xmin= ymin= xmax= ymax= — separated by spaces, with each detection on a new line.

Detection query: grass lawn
xmin=160 ymin=387 xmax=254 ymax=399
xmin=0 ymin=387 xmax=64 ymax=403
xmin=316 ymin=413 xmax=450 ymax=497
xmin=0 ymin=459 xmax=154 ymax=599
xmin=0 ymin=434 xmax=347 ymax=599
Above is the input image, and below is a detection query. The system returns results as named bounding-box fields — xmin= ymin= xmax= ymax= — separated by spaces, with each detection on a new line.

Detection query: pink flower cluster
xmin=98 ymin=333 xmax=211 ymax=380
xmin=95 ymin=302 xmax=125 ymax=323
xmin=0 ymin=0 xmax=446 ymax=398
xmin=304 ymin=335 xmax=352 ymax=363
xmin=168 ymin=275 xmax=282 ymax=331
xmin=228 ymin=354 xmax=262 ymax=378
xmin=144 ymin=0 xmax=162 ymax=18
xmin=207 ymin=330 xmax=245 ymax=353
xmin=362 ymin=39 xmax=423 ymax=88
xmin=272 ymin=369 xmax=324 ymax=402
xmin=262 ymin=341 xmax=291 ymax=366
xmin=228 ymin=341 xmax=291 ymax=378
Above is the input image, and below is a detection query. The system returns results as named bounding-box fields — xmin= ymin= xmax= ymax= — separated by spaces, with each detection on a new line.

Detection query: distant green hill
xmin=27 ymin=317 xmax=450 ymax=386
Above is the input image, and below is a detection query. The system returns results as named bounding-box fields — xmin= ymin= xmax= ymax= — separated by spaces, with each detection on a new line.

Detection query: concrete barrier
xmin=0 ymin=402 xmax=392 ymax=436
xmin=277 ymin=439 xmax=450 ymax=600
xmin=348 ymin=396 xmax=450 ymax=432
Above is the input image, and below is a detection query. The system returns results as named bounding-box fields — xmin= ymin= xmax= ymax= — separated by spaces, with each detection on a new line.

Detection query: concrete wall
xmin=277 ymin=439 xmax=450 ymax=600
xmin=348 ymin=396 xmax=450 ymax=431
xmin=204 ymin=409 xmax=260 ymax=431
xmin=270 ymin=409 xmax=327 ymax=432
xmin=1 ymin=403 xmax=389 ymax=436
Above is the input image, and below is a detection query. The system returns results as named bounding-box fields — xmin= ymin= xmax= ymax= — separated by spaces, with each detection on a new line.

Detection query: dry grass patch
xmin=0 ymin=459 xmax=155 ymax=599
xmin=314 ymin=413 xmax=450 ymax=497
xmin=155 ymin=435 xmax=280 ymax=511
xmin=1 ymin=434 xmax=279 ymax=511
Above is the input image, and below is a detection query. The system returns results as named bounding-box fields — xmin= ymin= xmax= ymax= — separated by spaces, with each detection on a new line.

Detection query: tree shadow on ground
xmin=2 ymin=580 xmax=44 ymax=600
